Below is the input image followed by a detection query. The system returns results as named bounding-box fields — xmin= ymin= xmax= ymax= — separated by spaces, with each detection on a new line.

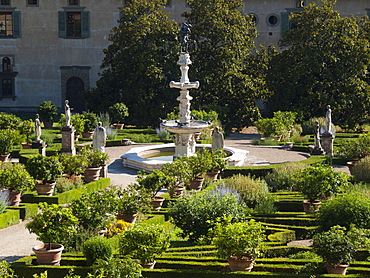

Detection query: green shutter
xmin=58 ymin=11 xmax=66 ymax=38
xmin=81 ymin=11 xmax=90 ymax=38
xmin=281 ymin=12 xmax=290 ymax=35
xmin=12 ymin=11 xmax=21 ymax=37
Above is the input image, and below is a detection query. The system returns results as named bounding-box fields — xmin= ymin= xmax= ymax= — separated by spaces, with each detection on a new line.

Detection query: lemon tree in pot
xmin=58 ymin=153 xmax=88 ymax=179
xmin=212 ymin=219 xmax=266 ymax=272
xmin=119 ymin=223 xmax=171 ymax=268
xmin=26 ymin=203 xmax=78 ymax=265
xmin=25 ymin=155 xmax=63 ymax=196
xmin=0 ymin=163 xmax=34 ymax=206
xmin=161 ymin=158 xmax=191 ymax=198
xmin=81 ymin=111 xmax=98 ymax=138
xmin=205 ymin=148 xmax=228 ymax=182
xmin=80 ymin=146 xmax=109 ymax=183
xmin=108 ymin=102 xmax=129 ymax=129
xmin=186 ymin=150 xmax=212 ymax=190
xmin=37 ymin=101 xmax=57 ymax=128
xmin=292 ymin=165 xmax=350 ymax=214
xmin=313 ymin=225 xmax=369 ymax=275
xmin=0 ymin=129 xmax=19 ymax=162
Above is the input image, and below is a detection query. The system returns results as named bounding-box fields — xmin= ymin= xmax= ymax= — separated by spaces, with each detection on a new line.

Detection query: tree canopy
xmin=266 ymin=0 xmax=370 ymax=129
xmin=184 ymin=0 xmax=270 ymax=130
xmin=83 ymin=0 xmax=179 ymax=127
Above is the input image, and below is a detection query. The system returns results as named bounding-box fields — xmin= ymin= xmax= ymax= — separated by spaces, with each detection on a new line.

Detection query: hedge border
xmin=0 ymin=209 xmax=20 ymax=229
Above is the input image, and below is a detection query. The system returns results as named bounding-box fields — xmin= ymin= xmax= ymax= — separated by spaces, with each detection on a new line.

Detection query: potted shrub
xmin=80 ymin=147 xmax=109 ymax=183
xmin=292 ymin=165 xmax=350 ymax=214
xmin=37 ymin=101 xmax=57 ymax=128
xmin=25 ymin=155 xmax=64 ymax=196
xmin=119 ymin=223 xmax=171 ymax=268
xmin=205 ymin=148 xmax=228 ymax=182
xmin=186 ymin=150 xmax=212 ymax=190
xmin=26 ymin=203 xmax=78 ymax=265
xmin=19 ymin=119 xmax=35 ymax=148
xmin=115 ymin=184 xmax=151 ymax=224
xmin=0 ymin=163 xmax=35 ymax=206
xmin=161 ymin=158 xmax=191 ymax=198
xmin=0 ymin=129 xmax=19 ymax=162
xmin=136 ymin=170 xmax=172 ymax=210
xmin=81 ymin=111 xmax=98 ymax=138
xmin=58 ymin=153 xmax=88 ymax=179
xmin=108 ymin=102 xmax=129 ymax=129
xmin=212 ymin=219 xmax=266 ymax=272
xmin=59 ymin=113 xmax=86 ymax=140
xmin=313 ymin=225 xmax=369 ymax=275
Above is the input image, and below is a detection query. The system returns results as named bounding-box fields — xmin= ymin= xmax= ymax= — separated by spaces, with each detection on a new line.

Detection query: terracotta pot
xmin=35 ymin=181 xmax=55 ymax=196
xmin=43 ymin=121 xmax=53 ymax=128
xmin=21 ymin=142 xmax=32 ymax=149
xmin=205 ymin=169 xmax=220 ymax=182
xmin=150 ymin=196 xmax=164 ymax=211
xmin=0 ymin=154 xmax=10 ymax=162
xmin=113 ymin=123 xmax=125 ymax=129
xmin=141 ymin=261 xmax=156 ymax=269
xmin=189 ymin=178 xmax=204 ymax=190
xmin=325 ymin=262 xmax=349 ymax=275
xmin=227 ymin=256 xmax=254 ymax=272
xmin=84 ymin=167 xmax=102 ymax=183
xmin=116 ymin=213 xmax=138 ymax=225
xmin=169 ymin=186 xmax=185 ymax=198
xmin=302 ymin=200 xmax=321 ymax=214
xmin=346 ymin=161 xmax=357 ymax=175
xmin=81 ymin=131 xmax=94 ymax=139
xmin=33 ymin=243 xmax=64 ymax=266
xmin=8 ymin=191 xmax=21 ymax=206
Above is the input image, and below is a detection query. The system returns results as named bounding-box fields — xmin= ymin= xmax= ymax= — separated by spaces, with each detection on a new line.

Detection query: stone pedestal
xmin=310 ymin=146 xmax=325 ymax=155
xmin=321 ymin=132 xmax=334 ymax=156
xmin=31 ymin=141 xmax=47 ymax=156
xmin=61 ymin=125 xmax=76 ymax=155
xmin=173 ymin=133 xmax=196 ymax=158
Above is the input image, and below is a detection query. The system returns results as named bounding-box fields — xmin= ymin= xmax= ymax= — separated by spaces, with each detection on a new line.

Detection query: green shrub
xmin=55 ymin=176 xmax=83 ymax=194
xmin=291 ymin=135 xmax=309 ymax=144
xmin=92 ymin=258 xmax=142 ymax=278
xmin=317 ymin=193 xmax=370 ymax=231
xmin=40 ymin=129 xmax=58 ymax=147
xmin=254 ymin=194 xmax=277 ymax=214
xmin=302 ymin=117 xmax=334 ymax=135
xmin=108 ymin=102 xmax=129 ymax=124
xmin=289 ymin=251 xmax=321 ymax=260
xmin=83 ymin=236 xmax=114 ymax=265
xmin=336 ymin=133 xmax=370 ymax=160
xmin=0 ymin=260 xmax=18 ymax=278
xmin=168 ymin=191 xmax=249 ymax=242
xmin=37 ymin=101 xmax=57 ymax=122
xmin=0 ymin=129 xmax=20 ymax=155
xmin=352 ymin=156 xmax=370 ymax=182
xmin=220 ymin=174 xmax=269 ymax=208
xmin=265 ymin=163 xmax=307 ymax=192
xmin=82 ymin=111 xmax=99 ymax=132
xmin=0 ymin=112 xmax=22 ymax=130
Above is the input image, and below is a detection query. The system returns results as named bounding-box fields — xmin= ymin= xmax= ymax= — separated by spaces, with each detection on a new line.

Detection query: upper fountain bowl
xmin=160 ymin=119 xmax=210 ymax=134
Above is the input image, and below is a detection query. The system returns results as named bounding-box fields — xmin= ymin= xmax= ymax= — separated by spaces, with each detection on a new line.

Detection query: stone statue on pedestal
xmin=65 ymin=100 xmax=72 ymax=127
xmin=212 ymin=126 xmax=224 ymax=151
xmin=311 ymin=120 xmax=324 ymax=155
xmin=93 ymin=122 xmax=107 ymax=152
xmin=325 ymin=105 xmax=332 ymax=134
xmin=35 ymin=114 xmax=42 ymax=142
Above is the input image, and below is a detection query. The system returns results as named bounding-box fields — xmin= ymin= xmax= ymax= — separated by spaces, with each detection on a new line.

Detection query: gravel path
xmin=0 ymin=133 xmax=348 ymax=262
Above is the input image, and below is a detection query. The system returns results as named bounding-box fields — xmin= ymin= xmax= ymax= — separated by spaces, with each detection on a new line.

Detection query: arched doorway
xmin=66 ymin=77 xmax=85 ymax=113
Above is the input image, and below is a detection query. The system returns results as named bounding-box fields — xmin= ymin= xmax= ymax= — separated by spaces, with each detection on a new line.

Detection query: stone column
xmin=61 ymin=125 xmax=76 ymax=155
xmin=31 ymin=141 xmax=47 ymax=156
xmin=321 ymin=132 xmax=334 ymax=156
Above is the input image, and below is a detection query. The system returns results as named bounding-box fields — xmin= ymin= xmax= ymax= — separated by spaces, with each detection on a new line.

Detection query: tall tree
xmin=184 ymin=0 xmax=270 ymax=130
xmin=266 ymin=0 xmax=370 ymax=129
xmin=83 ymin=0 xmax=179 ymax=127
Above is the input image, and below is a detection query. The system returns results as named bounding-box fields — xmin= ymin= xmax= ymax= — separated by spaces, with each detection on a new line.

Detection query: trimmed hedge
xmin=0 ymin=209 xmax=20 ymax=229
xmin=6 ymin=203 xmax=38 ymax=220
xmin=21 ymin=178 xmax=110 ymax=204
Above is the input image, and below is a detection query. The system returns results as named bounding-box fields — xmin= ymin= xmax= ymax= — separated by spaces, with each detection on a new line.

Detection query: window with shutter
xmin=58 ymin=10 xmax=89 ymax=39
xmin=0 ymin=11 xmax=20 ymax=38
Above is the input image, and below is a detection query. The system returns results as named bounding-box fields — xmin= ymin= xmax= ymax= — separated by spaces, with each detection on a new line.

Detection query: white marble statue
xmin=212 ymin=126 xmax=224 ymax=151
xmin=65 ymin=100 xmax=72 ymax=127
xmin=35 ymin=114 xmax=41 ymax=142
xmin=93 ymin=122 xmax=107 ymax=152
xmin=314 ymin=120 xmax=322 ymax=149
xmin=326 ymin=105 xmax=332 ymax=134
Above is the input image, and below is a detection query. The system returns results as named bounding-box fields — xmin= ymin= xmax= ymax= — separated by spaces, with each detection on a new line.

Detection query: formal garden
xmin=1 ymin=103 xmax=370 ymax=278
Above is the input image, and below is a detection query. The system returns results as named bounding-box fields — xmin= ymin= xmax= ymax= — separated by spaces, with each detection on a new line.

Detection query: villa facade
xmin=0 ymin=0 xmax=369 ymax=114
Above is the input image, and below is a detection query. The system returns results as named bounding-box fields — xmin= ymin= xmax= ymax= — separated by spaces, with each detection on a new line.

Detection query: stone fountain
xmin=121 ymin=24 xmax=248 ymax=171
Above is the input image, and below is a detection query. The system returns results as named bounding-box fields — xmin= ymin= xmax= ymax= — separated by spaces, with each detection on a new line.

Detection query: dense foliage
xmin=83 ymin=0 xmax=178 ymax=127
xmin=266 ymin=0 xmax=370 ymax=130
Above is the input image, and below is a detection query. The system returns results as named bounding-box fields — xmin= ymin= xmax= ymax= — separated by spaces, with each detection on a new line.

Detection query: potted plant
xmin=108 ymin=102 xmax=129 ymax=129
xmin=26 ymin=203 xmax=78 ymax=266
xmin=205 ymin=148 xmax=228 ymax=182
xmin=186 ymin=150 xmax=212 ymax=190
xmin=59 ymin=113 xmax=86 ymax=140
xmin=292 ymin=165 xmax=350 ymax=214
xmin=161 ymin=158 xmax=191 ymax=198
xmin=115 ymin=184 xmax=151 ymax=224
xmin=25 ymin=155 xmax=64 ymax=196
xmin=57 ymin=153 xmax=88 ymax=179
xmin=313 ymin=225 xmax=369 ymax=275
xmin=19 ymin=119 xmax=35 ymax=148
xmin=136 ymin=170 xmax=172 ymax=211
xmin=81 ymin=111 xmax=98 ymax=138
xmin=80 ymin=147 xmax=109 ymax=183
xmin=0 ymin=163 xmax=35 ymax=206
xmin=119 ymin=223 xmax=171 ymax=268
xmin=37 ymin=101 xmax=57 ymax=128
xmin=212 ymin=219 xmax=266 ymax=272
xmin=0 ymin=129 xmax=19 ymax=162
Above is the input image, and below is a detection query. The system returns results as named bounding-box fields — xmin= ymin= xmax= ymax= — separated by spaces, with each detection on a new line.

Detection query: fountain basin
xmin=160 ymin=120 xmax=210 ymax=134
xmin=121 ymin=143 xmax=248 ymax=172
